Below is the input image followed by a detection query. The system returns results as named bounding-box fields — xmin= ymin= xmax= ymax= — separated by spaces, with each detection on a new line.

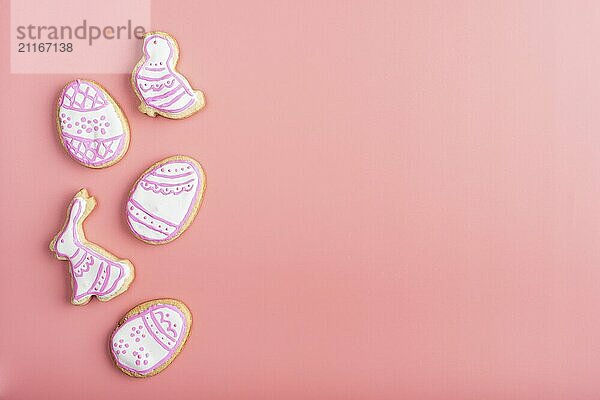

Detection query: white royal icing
xmin=127 ymin=157 xmax=204 ymax=243
xmin=50 ymin=190 xmax=134 ymax=304
xmin=132 ymin=32 xmax=204 ymax=117
xmin=111 ymin=303 xmax=187 ymax=375
xmin=57 ymin=80 xmax=129 ymax=167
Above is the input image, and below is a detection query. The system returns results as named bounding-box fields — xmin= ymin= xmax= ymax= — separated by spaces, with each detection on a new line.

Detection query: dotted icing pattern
xmin=59 ymin=114 xmax=112 ymax=136
xmin=138 ymin=163 xmax=197 ymax=195
xmin=132 ymin=32 xmax=205 ymax=118
xmin=57 ymin=80 xmax=128 ymax=168
xmin=126 ymin=158 xmax=204 ymax=244
xmin=49 ymin=190 xmax=134 ymax=305
xmin=144 ymin=312 xmax=178 ymax=348
xmin=113 ymin=327 xmax=151 ymax=367
xmin=111 ymin=303 xmax=188 ymax=376
xmin=127 ymin=202 xmax=177 ymax=236
xmin=135 ymin=35 xmax=197 ymax=114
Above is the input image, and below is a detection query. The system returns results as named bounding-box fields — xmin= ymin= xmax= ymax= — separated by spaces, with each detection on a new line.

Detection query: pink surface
xmin=3 ymin=0 xmax=600 ymax=399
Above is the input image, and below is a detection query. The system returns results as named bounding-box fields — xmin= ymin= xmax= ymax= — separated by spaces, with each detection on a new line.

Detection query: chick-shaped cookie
xmin=131 ymin=31 xmax=205 ymax=119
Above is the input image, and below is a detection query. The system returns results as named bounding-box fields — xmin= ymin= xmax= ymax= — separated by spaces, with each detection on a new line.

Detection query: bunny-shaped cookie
xmin=50 ymin=189 xmax=135 ymax=305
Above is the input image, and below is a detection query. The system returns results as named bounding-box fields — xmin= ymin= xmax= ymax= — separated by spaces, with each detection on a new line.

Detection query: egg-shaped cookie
xmin=56 ymin=79 xmax=130 ymax=168
xmin=126 ymin=156 xmax=205 ymax=244
xmin=110 ymin=299 xmax=192 ymax=377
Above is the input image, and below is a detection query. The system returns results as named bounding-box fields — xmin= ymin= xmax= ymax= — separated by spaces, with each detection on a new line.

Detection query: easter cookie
xmin=50 ymin=189 xmax=135 ymax=305
xmin=110 ymin=299 xmax=192 ymax=377
xmin=131 ymin=31 xmax=205 ymax=119
xmin=126 ymin=156 xmax=206 ymax=244
xmin=56 ymin=79 xmax=130 ymax=168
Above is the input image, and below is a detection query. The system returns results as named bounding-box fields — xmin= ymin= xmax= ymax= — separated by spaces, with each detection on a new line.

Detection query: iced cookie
xmin=56 ymin=79 xmax=130 ymax=168
xmin=50 ymin=189 xmax=135 ymax=305
xmin=126 ymin=156 xmax=206 ymax=244
xmin=110 ymin=299 xmax=192 ymax=377
xmin=131 ymin=31 xmax=205 ymax=119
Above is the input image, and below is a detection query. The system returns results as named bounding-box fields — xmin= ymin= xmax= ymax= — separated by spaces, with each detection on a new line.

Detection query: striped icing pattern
xmin=57 ymin=79 xmax=129 ymax=167
xmin=126 ymin=157 xmax=204 ymax=244
xmin=111 ymin=302 xmax=189 ymax=376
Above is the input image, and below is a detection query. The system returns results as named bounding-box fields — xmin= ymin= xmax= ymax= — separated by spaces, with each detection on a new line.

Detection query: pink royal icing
xmin=50 ymin=190 xmax=134 ymax=305
xmin=57 ymin=80 xmax=129 ymax=168
xmin=111 ymin=303 xmax=188 ymax=376
xmin=126 ymin=157 xmax=205 ymax=244
xmin=132 ymin=32 xmax=205 ymax=118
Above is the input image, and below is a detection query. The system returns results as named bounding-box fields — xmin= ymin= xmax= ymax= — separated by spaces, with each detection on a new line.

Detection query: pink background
xmin=2 ymin=0 xmax=600 ymax=399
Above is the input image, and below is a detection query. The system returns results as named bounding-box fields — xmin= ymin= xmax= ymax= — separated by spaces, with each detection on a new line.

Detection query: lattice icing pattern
xmin=57 ymin=79 xmax=129 ymax=168
xmin=61 ymin=80 xmax=108 ymax=111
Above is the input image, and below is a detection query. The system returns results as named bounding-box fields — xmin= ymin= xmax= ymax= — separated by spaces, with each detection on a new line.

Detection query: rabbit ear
xmin=70 ymin=189 xmax=95 ymax=222
xmin=68 ymin=197 xmax=84 ymax=226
